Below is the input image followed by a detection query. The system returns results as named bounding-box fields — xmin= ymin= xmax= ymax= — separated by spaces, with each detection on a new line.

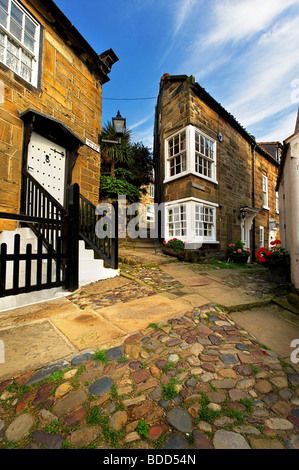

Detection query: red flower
xmin=173 ymin=238 xmax=177 ymax=241
xmin=258 ymin=257 xmax=266 ymax=263
xmin=256 ymin=252 xmax=261 ymax=258
xmin=162 ymin=241 xmax=166 ymax=244
xmin=270 ymin=241 xmax=275 ymax=246
xmin=266 ymin=251 xmax=273 ymax=256
xmin=259 ymin=247 xmax=266 ymax=252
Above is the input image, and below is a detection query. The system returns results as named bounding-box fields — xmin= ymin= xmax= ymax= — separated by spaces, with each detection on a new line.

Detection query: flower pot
xmin=162 ymin=246 xmax=185 ymax=259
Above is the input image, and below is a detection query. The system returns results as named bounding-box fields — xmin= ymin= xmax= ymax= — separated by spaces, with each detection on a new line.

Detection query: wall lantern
xmin=98 ymin=110 xmax=126 ymax=145
xmin=239 ymin=207 xmax=247 ymax=219
xmin=112 ymin=110 xmax=126 ymax=137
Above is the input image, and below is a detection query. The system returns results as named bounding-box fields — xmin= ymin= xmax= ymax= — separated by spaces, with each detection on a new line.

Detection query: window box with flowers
xmin=228 ymin=239 xmax=250 ymax=264
xmin=162 ymin=238 xmax=186 ymax=259
xmin=256 ymin=240 xmax=290 ymax=283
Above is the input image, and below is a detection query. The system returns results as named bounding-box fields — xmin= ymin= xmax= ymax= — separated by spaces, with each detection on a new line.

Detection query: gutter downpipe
xmin=251 ymin=141 xmax=257 ymax=262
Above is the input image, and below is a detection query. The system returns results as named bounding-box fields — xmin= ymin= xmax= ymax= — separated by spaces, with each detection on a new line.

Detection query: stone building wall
xmin=154 ymin=75 xmax=280 ymax=258
xmin=0 ymin=0 xmax=111 ymax=231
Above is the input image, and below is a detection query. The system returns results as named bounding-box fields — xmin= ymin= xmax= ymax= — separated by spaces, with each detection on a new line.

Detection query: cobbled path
xmin=0 ymin=304 xmax=298 ymax=449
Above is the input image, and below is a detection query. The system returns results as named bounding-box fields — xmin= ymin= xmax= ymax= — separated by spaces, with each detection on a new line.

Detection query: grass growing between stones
xmin=93 ymin=349 xmax=108 ymax=364
xmin=162 ymin=378 xmax=178 ymax=400
xmin=85 ymin=404 xmax=124 ymax=448
xmin=137 ymin=420 xmax=149 ymax=438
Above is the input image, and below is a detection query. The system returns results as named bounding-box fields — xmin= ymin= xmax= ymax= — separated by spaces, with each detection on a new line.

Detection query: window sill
xmin=262 ymin=206 xmax=270 ymax=211
xmin=164 ymin=171 xmax=218 ymax=185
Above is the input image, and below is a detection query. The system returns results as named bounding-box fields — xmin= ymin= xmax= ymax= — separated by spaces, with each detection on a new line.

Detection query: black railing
xmin=79 ymin=194 xmax=118 ymax=269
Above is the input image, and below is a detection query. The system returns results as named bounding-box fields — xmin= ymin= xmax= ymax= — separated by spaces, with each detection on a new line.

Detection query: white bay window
xmin=165 ymin=125 xmax=217 ymax=184
xmin=165 ymin=198 xmax=218 ymax=244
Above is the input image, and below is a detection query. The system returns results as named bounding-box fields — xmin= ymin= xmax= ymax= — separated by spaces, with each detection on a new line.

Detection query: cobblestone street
xmin=0 ymin=257 xmax=298 ymax=450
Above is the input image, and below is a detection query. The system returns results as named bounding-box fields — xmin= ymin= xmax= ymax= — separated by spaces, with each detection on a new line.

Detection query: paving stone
xmin=155 ymin=359 xmax=168 ymax=370
xmin=218 ymin=368 xmax=238 ymax=379
xmin=236 ymin=378 xmax=256 ymax=389
xmin=26 ymin=361 xmax=69 ymax=385
xmin=233 ymin=364 xmax=253 ymax=376
xmin=165 ymin=338 xmax=182 ymax=347
xmin=255 ymin=380 xmax=272 ymax=394
xmin=109 ymin=411 xmax=128 ymax=431
xmin=168 ymin=354 xmax=179 ymax=363
xmin=55 ymin=382 xmax=72 ymax=398
xmin=288 ymin=374 xmax=299 ymax=386
xmin=287 ymin=414 xmax=299 ymax=427
xmin=271 ymin=401 xmax=292 ymax=418
xmin=32 ymin=431 xmax=64 ymax=449
xmin=162 ymin=433 xmax=189 ymax=449
xmin=5 ymin=414 xmax=35 ymax=442
xmin=106 ymin=345 xmax=124 ymax=361
xmin=208 ymin=391 xmax=227 ymax=403
xmin=209 ymin=335 xmax=222 ymax=345
xmin=213 ymin=430 xmax=251 ymax=449
xmin=189 ymin=343 xmax=204 ymax=356
xmin=166 ymin=408 xmax=192 ymax=433
xmin=0 ymin=379 xmax=12 ymax=393
xmin=265 ymin=417 xmax=294 ymax=430
xmin=284 ymin=434 xmax=299 ymax=449
xmin=38 ymin=409 xmax=57 ymax=425
xmin=129 ymin=361 xmax=142 ymax=370
xmin=262 ymin=394 xmax=278 ymax=404
xmin=193 ymin=430 xmax=212 ymax=449
xmin=71 ymin=352 xmax=94 ymax=365
xmin=123 ymin=432 xmax=141 ymax=443
xmin=234 ymin=425 xmax=260 ymax=435
xmin=197 ymin=421 xmax=213 ymax=433
xmin=270 ymin=376 xmax=288 ymax=388
xmin=211 ymin=378 xmax=236 ymax=389
xmin=229 ymin=389 xmax=248 ymax=401
xmin=220 ymin=354 xmax=238 ymax=364
xmin=148 ymin=424 xmax=168 ymax=440
xmin=278 ymin=389 xmax=293 ymax=400
xmin=52 ymin=390 xmax=88 ymax=415
xmin=235 ymin=343 xmax=250 ymax=351
xmin=63 ymin=407 xmax=86 ymax=426
xmin=89 ymin=377 xmax=114 ymax=396
xmin=69 ymin=426 xmax=100 ymax=447
xmin=249 ymin=436 xmax=285 ymax=449
xmin=214 ymin=416 xmax=235 ymax=427
xmin=131 ymin=369 xmax=150 ymax=384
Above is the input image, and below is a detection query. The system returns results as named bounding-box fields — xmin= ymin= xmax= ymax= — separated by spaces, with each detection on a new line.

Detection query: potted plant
xmin=228 ymin=239 xmax=250 ymax=264
xmin=256 ymin=240 xmax=290 ymax=283
xmin=162 ymin=238 xmax=186 ymax=258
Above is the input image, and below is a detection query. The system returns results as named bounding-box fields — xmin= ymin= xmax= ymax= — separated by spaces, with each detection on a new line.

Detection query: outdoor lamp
xmin=239 ymin=207 xmax=247 ymax=219
xmin=98 ymin=111 xmax=126 ymax=145
xmin=112 ymin=110 xmax=126 ymax=137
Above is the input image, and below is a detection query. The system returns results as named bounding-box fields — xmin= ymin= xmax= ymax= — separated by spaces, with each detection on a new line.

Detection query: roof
xmin=276 ymin=130 xmax=299 ymax=190
xmin=40 ymin=0 xmax=118 ymax=84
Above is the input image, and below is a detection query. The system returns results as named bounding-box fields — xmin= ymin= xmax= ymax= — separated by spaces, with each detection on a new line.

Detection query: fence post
xmin=111 ymin=200 xmax=119 ymax=269
xmin=65 ymin=183 xmax=79 ymax=291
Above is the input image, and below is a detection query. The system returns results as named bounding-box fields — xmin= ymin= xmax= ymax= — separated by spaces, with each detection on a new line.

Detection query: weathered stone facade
xmin=154 ymin=75 xmax=280 ymax=259
xmin=0 ymin=0 xmax=117 ymax=231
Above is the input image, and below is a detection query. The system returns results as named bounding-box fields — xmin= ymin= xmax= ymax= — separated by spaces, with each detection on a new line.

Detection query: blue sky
xmin=55 ymin=0 xmax=299 ymax=150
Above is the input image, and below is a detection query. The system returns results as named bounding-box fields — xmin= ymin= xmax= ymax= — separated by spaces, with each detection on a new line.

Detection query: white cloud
xmin=173 ymin=0 xmax=198 ymax=35
xmin=257 ymin=109 xmax=298 ymax=142
xmin=205 ymin=0 xmax=298 ymax=46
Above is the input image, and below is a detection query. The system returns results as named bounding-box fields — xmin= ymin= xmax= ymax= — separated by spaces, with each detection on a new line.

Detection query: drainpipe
xmin=251 ymin=140 xmax=257 ymax=262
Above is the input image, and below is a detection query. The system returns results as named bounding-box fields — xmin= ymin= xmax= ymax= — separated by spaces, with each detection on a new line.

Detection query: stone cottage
xmin=0 ymin=0 xmax=119 ymax=306
xmin=153 ymin=74 xmax=280 ymax=260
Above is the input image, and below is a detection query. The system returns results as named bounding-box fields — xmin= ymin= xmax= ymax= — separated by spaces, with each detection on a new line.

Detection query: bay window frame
xmin=164 ymin=125 xmax=217 ymax=184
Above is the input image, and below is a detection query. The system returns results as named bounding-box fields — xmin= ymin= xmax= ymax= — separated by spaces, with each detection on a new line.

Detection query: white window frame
xmin=259 ymin=226 xmax=265 ymax=248
xmin=149 ymin=184 xmax=155 ymax=199
xmin=0 ymin=0 xmax=40 ymax=87
xmin=164 ymin=197 xmax=218 ymax=244
xmin=275 ymin=191 xmax=279 ymax=214
xmin=164 ymin=125 xmax=217 ymax=185
xmin=262 ymin=175 xmax=269 ymax=209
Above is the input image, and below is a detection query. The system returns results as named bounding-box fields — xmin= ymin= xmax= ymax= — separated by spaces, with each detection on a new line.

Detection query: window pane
xmin=25 ymin=16 xmax=35 ymax=37
xmin=10 ymin=18 xmax=22 ymax=40
xmin=0 ymin=8 xmax=7 ymax=27
xmin=0 ymin=0 xmax=8 ymax=11
xmin=11 ymin=3 xmax=22 ymax=25
xmin=24 ymin=32 xmax=34 ymax=51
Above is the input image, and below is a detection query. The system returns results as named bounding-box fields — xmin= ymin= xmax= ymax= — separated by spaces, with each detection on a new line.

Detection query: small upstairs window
xmin=0 ymin=0 xmax=41 ymax=86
